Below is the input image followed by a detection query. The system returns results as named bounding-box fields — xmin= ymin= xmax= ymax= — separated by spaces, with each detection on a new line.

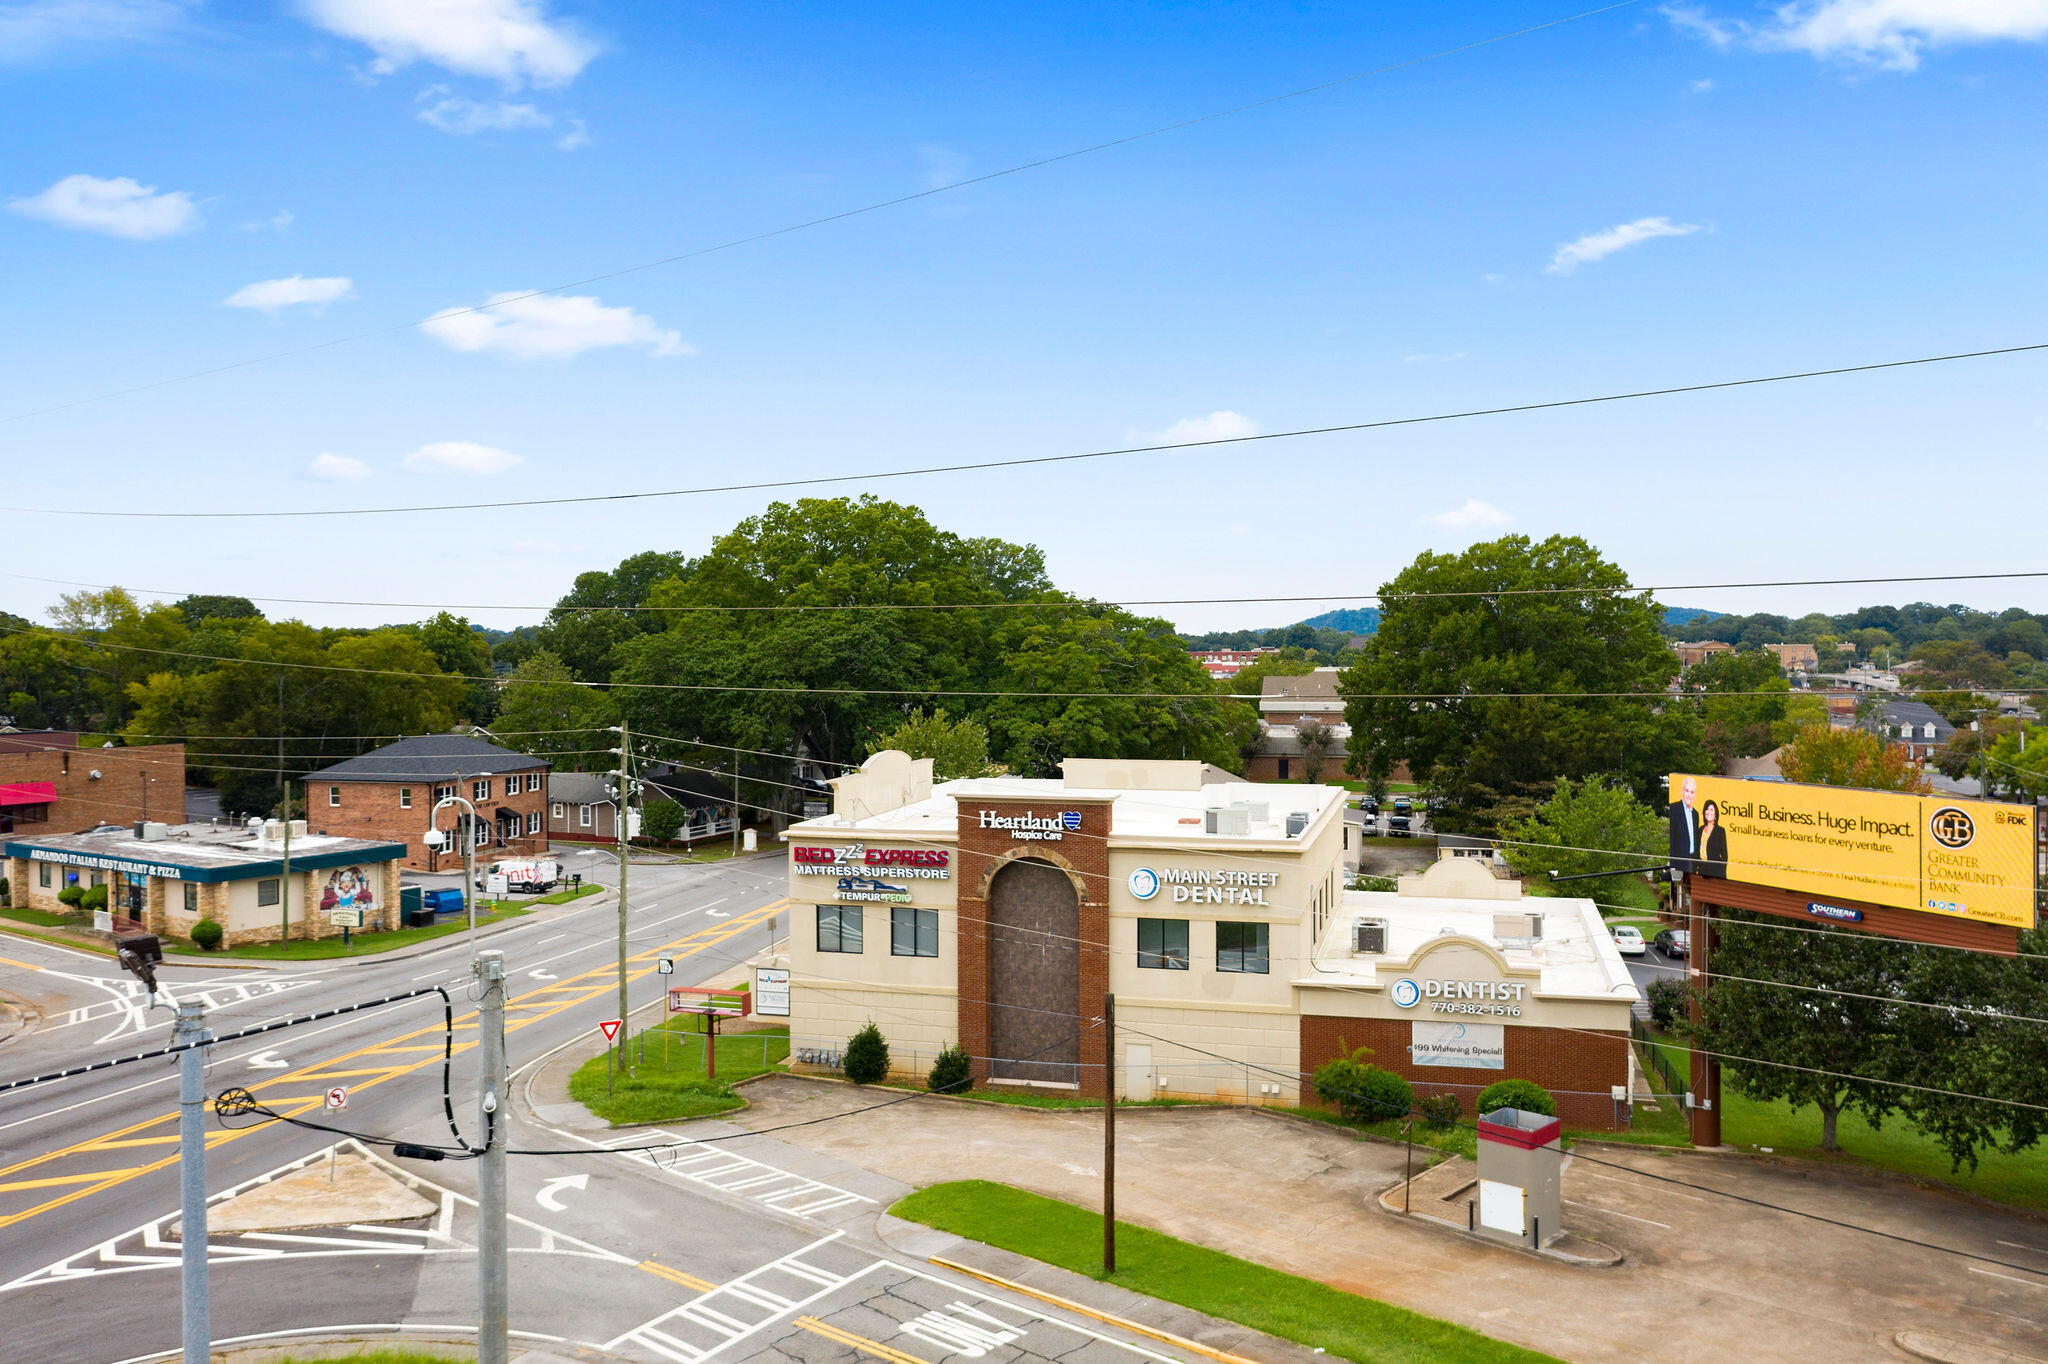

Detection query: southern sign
xmin=791 ymin=843 xmax=950 ymax=878
xmin=1411 ymin=1020 xmax=1506 ymax=1070
xmin=1667 ymin=774 xmax=2038 ymax=928
xmin=754 ymin=966 xmax=791 ymax=1017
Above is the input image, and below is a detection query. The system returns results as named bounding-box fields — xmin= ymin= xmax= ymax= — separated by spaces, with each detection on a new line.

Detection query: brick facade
xmin=0 ymin=742 xmax=187 ymax=835
xmin=312 ymin=772 xmax=549 ymax=870
xmin=953 ymin=797 xmax=1114 ymax=1098
xmin=1300 ymin=1014 xmax=1629 ymax=1131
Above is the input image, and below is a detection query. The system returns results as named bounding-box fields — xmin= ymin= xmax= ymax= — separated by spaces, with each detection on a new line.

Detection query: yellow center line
xmin=0 ymin=956 xmax=45 ymax=971
xmin=638 ymin=1258 xmax=717 ymax=1293
xmin=794 ymin=1316 xmax=935 ymax=1364
xmin=0 ymin=899 xmax=785 ymax=1230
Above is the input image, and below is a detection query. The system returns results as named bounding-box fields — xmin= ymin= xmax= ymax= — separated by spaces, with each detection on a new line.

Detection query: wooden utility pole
xmin=1103 ymin=991 xmax=1116 ymax=1274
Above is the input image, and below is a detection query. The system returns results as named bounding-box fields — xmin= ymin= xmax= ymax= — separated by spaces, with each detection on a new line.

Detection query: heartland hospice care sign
xmin=1668 ymin=775 xmax=2038 ymax=929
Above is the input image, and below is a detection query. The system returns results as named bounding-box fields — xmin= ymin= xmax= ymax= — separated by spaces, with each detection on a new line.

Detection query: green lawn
xmin=175 ymin=906 xmax=532 ymax=960
xmin=269 ymin=1352 xmax=465 ymax=1363
xmin=571 ymin=1014 xmax=789 ymax=1126
xmin=0 ymin=906 xmax=75 ymax=927
xmin=892 ymin=1181 xmax=1558 ymax=1364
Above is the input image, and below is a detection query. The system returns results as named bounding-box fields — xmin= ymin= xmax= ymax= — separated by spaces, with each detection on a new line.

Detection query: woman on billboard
xmin=1699 ymin=799 xmax=1728 ymax=879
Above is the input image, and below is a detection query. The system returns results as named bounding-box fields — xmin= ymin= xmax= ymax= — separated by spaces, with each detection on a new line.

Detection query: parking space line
xmin=1564 ymin=1199 xmax=1670 ymax=1229
xmin=1571 ymin=1167 xmax=1704 ymax=1202
xmin=1970 ymin=1266 xmax=2048 ymax=1288
xmin=1997 ymin=1239 xmax=2048 ymax=1255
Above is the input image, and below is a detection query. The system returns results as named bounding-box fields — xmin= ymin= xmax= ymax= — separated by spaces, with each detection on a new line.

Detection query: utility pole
xmin=1102 ymin=990 xmax=1116 ymax=1275
xmin=175 ymin=999 xmax=211 ymax=1364
xmin=731 ymin=742 xmax=740 ymax=858
xmin=615 ymin=722 xmax=631 ymax=1035
xmin=279 ymin=781 xmax=293 ymax=944
xmin=475 ymin=950 xmax=508 ymax=1364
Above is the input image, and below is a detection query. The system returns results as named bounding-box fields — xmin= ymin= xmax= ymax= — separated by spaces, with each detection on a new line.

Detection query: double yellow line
xmin=0 ymin=898 xmax=786 ymax=1233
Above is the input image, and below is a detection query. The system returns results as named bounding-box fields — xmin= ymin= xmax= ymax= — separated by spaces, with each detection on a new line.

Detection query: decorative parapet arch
xmin=974 ymin=845 xmax=1099 ymax=906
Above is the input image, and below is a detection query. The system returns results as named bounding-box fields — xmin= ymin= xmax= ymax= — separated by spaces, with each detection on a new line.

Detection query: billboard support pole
xmin=1684 ymin=878 xmax=1722 ymax=1147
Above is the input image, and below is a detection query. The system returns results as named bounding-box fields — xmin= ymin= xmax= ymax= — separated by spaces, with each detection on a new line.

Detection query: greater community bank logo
xmin=1929 ymin=806 xmax=1976 ymax=850
xmin=1128 ymin=868 xmax=1161 ymax=901
xmin=1390 ymin=978 xmax=1421 ymax=1008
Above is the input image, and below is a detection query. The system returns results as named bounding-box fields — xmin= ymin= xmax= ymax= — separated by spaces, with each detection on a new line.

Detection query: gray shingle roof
xmin=308 ymin=734 xmax=549 ymax=782
xmin=548 ymin=771 xmax=615 ymax=805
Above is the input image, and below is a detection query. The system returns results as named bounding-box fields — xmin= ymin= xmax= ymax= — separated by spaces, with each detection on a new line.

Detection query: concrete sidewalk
xmin=727 ymin=1075 xmax=2048 ymax=1364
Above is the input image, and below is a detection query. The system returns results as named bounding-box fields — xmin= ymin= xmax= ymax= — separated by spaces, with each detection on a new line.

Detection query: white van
xmin=477 ymin=858 xmax=560 ymax=894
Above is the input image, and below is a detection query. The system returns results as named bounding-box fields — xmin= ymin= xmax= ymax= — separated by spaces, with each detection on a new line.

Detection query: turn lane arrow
xmin=535 ymin=1172 xmax=589 ymax=1212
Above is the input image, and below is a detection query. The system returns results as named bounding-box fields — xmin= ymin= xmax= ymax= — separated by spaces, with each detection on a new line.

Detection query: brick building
xmin=0 ymin=731 xmax=187 ymax=836
xmin=305 ymin=734 xmax=549 ymax=871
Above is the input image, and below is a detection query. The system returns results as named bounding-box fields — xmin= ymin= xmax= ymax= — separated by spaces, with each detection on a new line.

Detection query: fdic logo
xmin=1929 ymin=806 xmax=1976 ymax=850
xmin=1128 ymin=868 xmax=1161 ymax=901
xmin=1390 ymin=978 xmax=1422 ymax=1009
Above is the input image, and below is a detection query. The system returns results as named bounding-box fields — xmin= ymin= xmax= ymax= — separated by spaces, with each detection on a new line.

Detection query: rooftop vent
xmin=1353 ymin=918 xmax=1387 ymax=954
xmin=1285 ymin=811 xmax=1310 ymax=837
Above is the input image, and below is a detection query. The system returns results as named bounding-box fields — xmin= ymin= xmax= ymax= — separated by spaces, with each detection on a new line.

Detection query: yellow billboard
xmin=1667 ymin=775 xmax=2038 ymax=929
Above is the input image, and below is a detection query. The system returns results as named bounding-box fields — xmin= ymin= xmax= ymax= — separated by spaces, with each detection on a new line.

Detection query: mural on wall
xmin=319 ymin=865 xmax=378 ymax=916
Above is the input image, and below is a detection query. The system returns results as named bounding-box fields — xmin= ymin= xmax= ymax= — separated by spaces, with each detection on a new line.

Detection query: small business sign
xmin=791 ymin=844 xmax=950 ymax=879
xmin=1390 ymin=976 xmax=1527 ymax=1017
xmin=1411 ymin=1020 xmax=1505 ymax=1070
xmin=755 ymin=966 xmax=791 ymax=1017
xmin=486 ymin=873 xmax=509 ymax=897
xmin=976 ymin=810 xmax=1082 ymax=842
xmin=92 ymin=908 xmax=113 ymax=933
xmin=1806 ymin=901 xmax=1864 ymax=923
xmin=329 ymin=908 xmax=363 ymax=928
xmin=1130 ymin=865 xmax=1279 ymax=906
xmin=833 ymin=876 xmax=912 ymax=903
xmin=324 ymin=1086 xmax=348 ymax=1111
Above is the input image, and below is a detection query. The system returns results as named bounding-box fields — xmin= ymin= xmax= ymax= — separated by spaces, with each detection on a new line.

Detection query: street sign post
xmin=657 ymin=955 xmax=674 ymax=975
xmin=598 ymin=1019 xmax=623 ymax=1043
xmin=325 ymin=1086 xmax=348 ymax=1111
xmin=599 ymin=1018 xmax=624 ymax=1097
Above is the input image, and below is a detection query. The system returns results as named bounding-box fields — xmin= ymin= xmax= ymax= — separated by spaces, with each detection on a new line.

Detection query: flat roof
xmin=1312 ymin=887 xmax=1638 ymax=1004
xmin=6 ymin=825 xmax=406 ymax=883
xmin=787 ymin=776 xmax=1345 ymax=847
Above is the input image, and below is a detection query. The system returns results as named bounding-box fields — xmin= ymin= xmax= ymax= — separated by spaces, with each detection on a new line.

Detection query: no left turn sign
xmin=325 ymin=1086 xmax=348 ymax=1111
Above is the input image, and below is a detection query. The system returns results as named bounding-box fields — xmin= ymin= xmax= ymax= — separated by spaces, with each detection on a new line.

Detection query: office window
xmin=1217 ymin=921 xmax=1270 ymax=974
xmin=527 ymin=773 xmax=542 ymax=792
xmin=473 ymin=779 xmax=490 ymax=802
xmin=527 ymin=811 xmax=542 ymax=835
xmin=476 ymin=823 xmax=491 ymax=847
xmin=891 ymin=906 xmax=938 ymax=958
xmin=1137 ymin=918 xmax=1190 ymax=970
xmin=551 ymin=802 xmax=565 ymax=819
xmin=505 ymin=776 xmax=518 ymax=797
xmin=399 ymin=787 xmax=412 ymax=810
xmin=328 ymin=785 xmax=341 ymax=807
xmin=257 ymin=878 xmax=280 ymax=907
xmin=579 ymin=805 xmax=592 ymax=828
xmin=183 ymin=884 xmax=197 ymax=913
xmin=38 ymin=862 xmax=50 ymax=888
xmin=817 ymin=905 xmax=863 ymax=953
xmin=434 ymin=784 xmax=454 ymax=802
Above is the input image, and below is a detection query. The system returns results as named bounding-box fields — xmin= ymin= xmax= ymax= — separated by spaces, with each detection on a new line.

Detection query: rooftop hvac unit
xmin=1492 ymin=912 xmax=1543 ymax=942
xmin=1285 ymin=811 xmax=1310 ymax=837
xmin=1230 ymin=799 xmax=1270 ymax=823
xmin=1204 ymin=806 xmax=1250 ymax=836
xmin=1353 ymin=918 xmax=1388 ymax=954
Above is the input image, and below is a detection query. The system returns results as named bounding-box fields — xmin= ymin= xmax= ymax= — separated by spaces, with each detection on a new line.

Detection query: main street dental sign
xmin=792 ymin=844 xmax=951 ymax=879
xmin=1128 ymin=866 xmax=1279 ymax=906
xmin=978 ymin=810 xmax=1082 ymax=842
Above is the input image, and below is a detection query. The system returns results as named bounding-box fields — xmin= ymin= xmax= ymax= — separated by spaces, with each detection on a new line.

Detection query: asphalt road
xmin=0 ymin=852 xmax=1201 ymax=1364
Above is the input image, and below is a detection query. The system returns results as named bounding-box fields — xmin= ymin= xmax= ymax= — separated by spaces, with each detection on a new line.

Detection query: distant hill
xmin=1663 ymin=607 xmax=1723 ymax=629
xmin=1299 ymin=607 xmax=1381 ymax=635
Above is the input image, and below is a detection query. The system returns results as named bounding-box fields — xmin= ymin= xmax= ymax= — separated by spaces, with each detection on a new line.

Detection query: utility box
xmin=1474 ymin=1106 xmax=1563 ymax=1250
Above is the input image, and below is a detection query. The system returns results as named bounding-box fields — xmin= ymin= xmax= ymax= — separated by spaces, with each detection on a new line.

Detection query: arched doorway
xmin=986 ymin=857 xmax=1080 ymax=1085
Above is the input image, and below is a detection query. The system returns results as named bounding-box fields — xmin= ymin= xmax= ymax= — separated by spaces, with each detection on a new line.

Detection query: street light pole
xmin=425 ymin=791 xmax=481 ymax=961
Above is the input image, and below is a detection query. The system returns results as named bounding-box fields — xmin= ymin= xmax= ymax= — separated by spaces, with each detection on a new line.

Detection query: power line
xmin=0 ymin=0 xmax=1646 ymax=432
xmin=15 ymin=341 xmax=2046 ymax=521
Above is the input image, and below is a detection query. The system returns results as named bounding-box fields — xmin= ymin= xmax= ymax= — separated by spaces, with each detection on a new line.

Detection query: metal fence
xmin=1631 ymin=1015 xmax=1686 ymax=1096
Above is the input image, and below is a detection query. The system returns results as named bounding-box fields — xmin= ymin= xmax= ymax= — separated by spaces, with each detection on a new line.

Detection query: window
xmin=579 ymin=805 xmax=592 ymax=828
xmin=38 ymin=862 xmax=50 ymax=888
xmin=817 ymin=905 xmax=863 ymax=953
xmin=891 ymin=907 xmax=938 ymax=957
xmin=399 ymin=787 xmax=412 ymax=810
xmin=183 ymin=884 xmax=197 ymax=913
xmin=328 ymin=785 xmax=341 ymax=807
xmin=257 ymin=878 xmax=280 ymax=907
xmin=505 ymin=776 xmax=519 ymax=797
xmin=1277 ymin=757 xmax=1290 ymax=780
xmin=476 ymin=823 xmax=491 ymax=847
xmin=1137 ymin=918 xmax=1189 ymax=970
xmin=527 ymin=811 xmax=542 ymax=835
xmin=473 ymin=779 xmax=490 ymax=802
xmin=434 ymin=783 xmax=455 ymax=802
xmin=92 ymin=872 xmax=104 ymax=887
xmin=1217 ymin=921 xmax=1270 ymax=974
xmin=526 ymin=773 xmax=542 ymax=792
xmin=551 ymin=802 xmax=565 ymax=819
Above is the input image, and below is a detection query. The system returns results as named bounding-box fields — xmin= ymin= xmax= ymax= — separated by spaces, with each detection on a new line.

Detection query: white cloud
xmin=223 ymin=274 xmax=355 ymax=312
xmin=305 ymin=452 xmax=371 ymax=481
xmin=8 ymin=173 xmax=199 ymax=239
xmin=421 ymin=291 xmax=690 ymax=360
xmin=403 ymin=441 xmax=522 ymax=475
xmin=301 ymin=0 xmax=597 ymax=86
xmin=416 ymin=87 xmax=550 ymax=134
xmin=1146 ymin=411 xmax=1261 ymax=445
xmin=1691 ymin=77 xmax=1717 ymax=91
xmin=0 ymin=0 xmax=190 ymax=63
xmin=1666 ymin=1 xmax=2048 ymax=70
xmin=1427 ymin=499 xmax=1513 ymax=530
xmin=237 ymin=208 xmax=295 ymax=233
xmin=1546 ymin=216 xmax=1700 ymax=274
xmin=554 ymin=117 xmax=589 ymax=151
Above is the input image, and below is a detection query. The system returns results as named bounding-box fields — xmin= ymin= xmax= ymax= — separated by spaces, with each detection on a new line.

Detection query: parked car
xmin=476 ymin=858 xmax=562 ymax=894
xmin=1393 ymin=796 xmax=1413 ymax=815
xmin=1610 ymin=926 xmax=1647 ymax=957
xmin=1386 ymin=815 xmax=1412 ymax=838
xmin=1359 ymin=796 xmax=1380 ymax=816
xmin=1652 ymin=928 xmax=1690 ymax=959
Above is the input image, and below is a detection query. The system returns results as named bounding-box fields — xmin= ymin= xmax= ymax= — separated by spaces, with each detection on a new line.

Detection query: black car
xmin=1652 ymin=929 xmax=1691 ymax=959
xmin=1359 ymin=796 xmax=1380 ymax=816
xmin=1386 ymin=814 xmax=1412 ymax=838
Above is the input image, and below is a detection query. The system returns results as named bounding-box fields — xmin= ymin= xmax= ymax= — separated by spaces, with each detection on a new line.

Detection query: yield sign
xmin=598 ymin=1019 xmax=623 ymax=1044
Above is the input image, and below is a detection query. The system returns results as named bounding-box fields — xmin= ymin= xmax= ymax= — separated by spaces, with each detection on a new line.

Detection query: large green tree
xmin=1498 ymin=777 xmax=1665 ymax=891
xmin=867 ymin=707 xmax=1003 ymax=780
xmin=1339 ymin=535 xmax=1704 ymax=834
xmin=493 ymin=651 xmax=620 ymax=771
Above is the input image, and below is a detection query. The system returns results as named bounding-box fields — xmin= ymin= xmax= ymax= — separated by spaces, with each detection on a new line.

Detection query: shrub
xmin=1352 ymin=873 xmax=1398 ymax=892
xmin=1355 ymin=1067 xmax=1415 ymax=1122
xmin=640 ymin=798 xmax=686 ymax=844
xmin=844 ymin=1020 xmax=890 ymax=1084
xmin=1312 ymin=1042 xmax=1412 ymax=1124
xmin=190 ymin=918 xmax=224 ymax=951
xmin=1419 ymin=1092 xmax=1463 ymax=1129
xmin=0 ymin=875 xmax=9 ymax=905
xmin=57 ymin=886 xmax=84 ymax=908
xmin=80 ymin=885 xmax=108 ymax=914
xmin=927 ymin=1044 xmax=972 ymax=1095
xmin=1647 ymin=977 xmax=1686 ymax=1030
xmin=1477 ymin=1078 xmax=1555 ymax=1118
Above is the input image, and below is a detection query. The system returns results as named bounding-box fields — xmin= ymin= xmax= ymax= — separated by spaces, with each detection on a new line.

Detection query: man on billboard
xmin=1668 ymin=775 xmax=1701 ymax=874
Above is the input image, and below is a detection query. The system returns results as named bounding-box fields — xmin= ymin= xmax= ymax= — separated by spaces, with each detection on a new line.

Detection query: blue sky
xmin=3 ymin=0 xmax=2045 ymax=634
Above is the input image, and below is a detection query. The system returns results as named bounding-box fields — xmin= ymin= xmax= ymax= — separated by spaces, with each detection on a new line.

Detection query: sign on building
xmin=754 ymin=967 xmax=790 ymax=1017
xmin=1411 ymin=1020 xmax=1504 ymax=1069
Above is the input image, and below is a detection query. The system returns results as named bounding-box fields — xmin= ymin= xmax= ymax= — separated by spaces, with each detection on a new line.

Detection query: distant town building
xmin=1875 ymin=699 xmax=1954 ymax=761
xmin=1762 ymin=643 xmax=1819 ymax=673
xmin=304 ymin=733 xmax=549 ymax=870
xmin=1247 ymin=669 xmax=1358 ymax=782
xmin=0 ymin=730 xmax=187 ymax=836
xmin=1672 ymin=641 xmax=1736 ymax=668
xmin=1189 ymin=648 xmax=1280 ymax=680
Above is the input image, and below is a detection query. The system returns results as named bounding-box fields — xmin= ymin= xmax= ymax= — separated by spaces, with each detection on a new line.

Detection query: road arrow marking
xmin=246 ymin=1051 xmax=289 ymax=1070
xmin=535 ymin=1173 xmax=588 ymax=1212
xmin=529 ymin=970 xmax=557 ymax=980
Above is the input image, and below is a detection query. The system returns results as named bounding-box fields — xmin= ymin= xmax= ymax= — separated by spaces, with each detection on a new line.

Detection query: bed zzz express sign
xmin=791 ymin=843 xmax=951 ymax=879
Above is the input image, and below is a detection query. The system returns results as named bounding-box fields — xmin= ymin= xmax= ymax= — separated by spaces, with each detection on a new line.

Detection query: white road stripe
xmin=1564 ymin=1199 xmax=1670 ymax=1229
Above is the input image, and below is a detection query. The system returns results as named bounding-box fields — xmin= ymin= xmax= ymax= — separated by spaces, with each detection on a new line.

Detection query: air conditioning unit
xmin=1285 ymin=811 xmax=1310 ymax=837
xmin=1353 ymin=918 xmax=1388 ymax=954
xmin=1204 ymin=807 xmax=1250 ymax=836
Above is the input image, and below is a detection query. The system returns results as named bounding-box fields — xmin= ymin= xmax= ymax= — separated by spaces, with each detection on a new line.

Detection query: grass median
xmin=892 ymin=1180 xmax=1558 ymax=1364
xmin=570 ymin=1013 xmax=790 ymax=1126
